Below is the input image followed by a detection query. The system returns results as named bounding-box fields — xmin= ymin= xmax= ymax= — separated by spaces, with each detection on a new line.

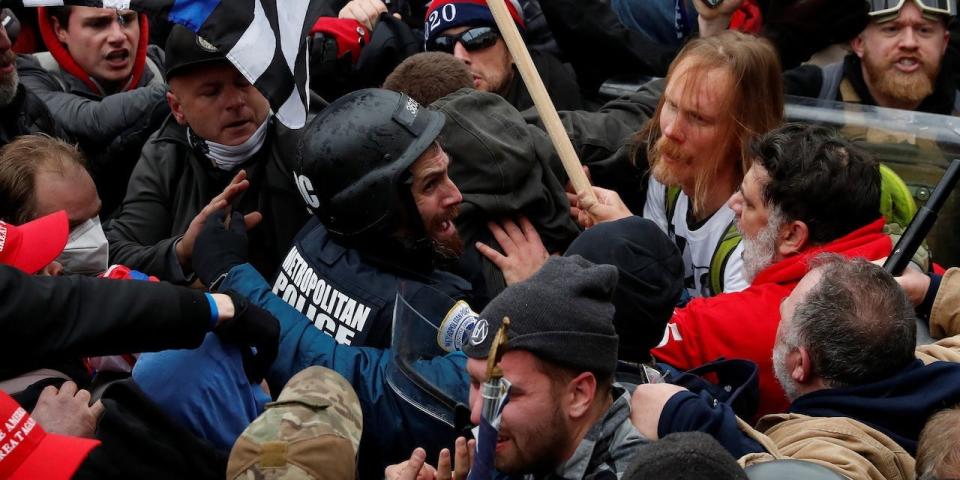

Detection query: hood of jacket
xmin=752 ymin=218 xmax=891 ymax=287
xmin=789 ymin=359 xmax=960 ymax=455
xmin=36 ymin=7 xmax=151 ymax=95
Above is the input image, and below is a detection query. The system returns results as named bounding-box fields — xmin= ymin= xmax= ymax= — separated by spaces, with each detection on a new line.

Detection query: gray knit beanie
xmin=462 ymin=255 xmax=620 ymax=376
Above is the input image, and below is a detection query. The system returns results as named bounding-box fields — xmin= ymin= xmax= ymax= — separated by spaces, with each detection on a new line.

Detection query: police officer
xmin=196 ymin=88 xmax=473 ymax=349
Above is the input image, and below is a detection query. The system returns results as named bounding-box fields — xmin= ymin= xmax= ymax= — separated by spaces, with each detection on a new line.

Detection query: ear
xmin=166 ymin=91 xmax=187 ymax=125
xmin=791 ymin=346 xmax=814 ymax=385
xmin=565 ymin=372 xmax=598 ymax=419
xmin=777 ymin=219 xmax=809 ymax=258
xmin=51 ymin=15 xmax=69 ymax=44
xmin=851 ymin=33 xmax=865 ymax=59
xmin=943 ymin=29 xmax=950 ymax=55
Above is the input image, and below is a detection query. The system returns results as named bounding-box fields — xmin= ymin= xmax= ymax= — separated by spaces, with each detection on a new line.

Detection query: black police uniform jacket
xmin=271 ymin=216 xmax=473 ymax=348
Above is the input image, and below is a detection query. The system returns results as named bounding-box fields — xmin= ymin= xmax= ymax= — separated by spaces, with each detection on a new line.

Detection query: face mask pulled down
xmin=188 ymin=116 xmax=271 ymax=171
xmin=57 ymin=217 xmax=109 ymax=275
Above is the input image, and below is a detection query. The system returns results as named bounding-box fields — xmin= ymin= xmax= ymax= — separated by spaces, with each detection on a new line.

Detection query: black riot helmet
xmin=295 ymin=88 xmax=445 ymax=238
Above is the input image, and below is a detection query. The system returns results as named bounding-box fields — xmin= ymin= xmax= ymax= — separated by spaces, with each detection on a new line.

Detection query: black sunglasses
xmin=426 ymin=26 xmax=500 ymax=54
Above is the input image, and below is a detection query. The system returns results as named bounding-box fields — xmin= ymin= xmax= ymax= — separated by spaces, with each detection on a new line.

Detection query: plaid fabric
xmin=532 ymin=384 xmax=648 ymax=480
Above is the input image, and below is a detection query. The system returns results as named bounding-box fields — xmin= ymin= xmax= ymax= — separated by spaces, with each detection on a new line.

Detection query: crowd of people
xmin=1 ymin=0 xmax=960 ymax=478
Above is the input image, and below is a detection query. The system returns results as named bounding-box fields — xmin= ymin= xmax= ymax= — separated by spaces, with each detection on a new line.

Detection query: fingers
xmin=517 ymin=216 xmax=543 ymax=248
xmin=436 ymin=448 xmax=453 ymax=480
xmin=89 ymin=400 xmax=106 ymax=420
xmin=475 ymin=241 xmax=507 ymax=267
xmin=453 ymin=437 xmax=471 ymax=480
xmin=400 ymin=449 xmax=427 ymax=480
xmin=243 ymin=211 xmax=263 ymax=230
xmin=59 ymin=380 xmax=78 ymax=397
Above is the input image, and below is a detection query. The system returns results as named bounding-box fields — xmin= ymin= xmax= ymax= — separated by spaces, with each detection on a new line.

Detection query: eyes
xmin=664 ymin=99 xmax=713 ymax=127
xmin=83 ymin=12 xmax=138 ymax=31
xmin=197 ymin=78 xmax=254 ymax=98
xmin=879 ymin=23 xmax=941 ymax=37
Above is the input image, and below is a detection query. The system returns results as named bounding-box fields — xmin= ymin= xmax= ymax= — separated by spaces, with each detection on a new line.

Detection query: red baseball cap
xmin=0 ymin=210 xmax=68 ymax=274
xmin=0 ymin=392 xmax=100 ymax=480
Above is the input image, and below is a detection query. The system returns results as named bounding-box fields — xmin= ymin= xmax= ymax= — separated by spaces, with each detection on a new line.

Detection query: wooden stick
xmin=485 ymin=0 xmax=596 ymax=203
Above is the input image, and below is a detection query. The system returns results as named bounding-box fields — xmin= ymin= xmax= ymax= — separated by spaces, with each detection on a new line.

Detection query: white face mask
xmin=189 ymin=116 xmax=271 ymax=171
xmin=57 ymin=217 xmax=109 ymax=275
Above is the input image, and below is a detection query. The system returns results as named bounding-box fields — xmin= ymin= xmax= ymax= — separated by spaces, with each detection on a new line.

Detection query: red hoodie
xmin=652 ymin=218 xmax=892 ymax=417
xmin=35 ymin=7 xmax=150 ymax=94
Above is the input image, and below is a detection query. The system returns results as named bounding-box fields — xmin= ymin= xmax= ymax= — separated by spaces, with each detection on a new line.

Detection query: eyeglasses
xmin=425 ymin=26 xmax=500 ymax=54
xmin=867 ymin=0 xmax=955 ymax=18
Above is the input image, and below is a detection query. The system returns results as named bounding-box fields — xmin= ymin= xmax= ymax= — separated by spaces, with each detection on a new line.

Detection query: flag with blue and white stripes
xmin=12 ymin=0 xmax=325 ymax=128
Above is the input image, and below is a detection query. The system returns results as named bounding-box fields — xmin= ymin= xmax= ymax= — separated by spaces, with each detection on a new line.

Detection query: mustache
xmin=654 ymin=136 xmax=693 ymax=164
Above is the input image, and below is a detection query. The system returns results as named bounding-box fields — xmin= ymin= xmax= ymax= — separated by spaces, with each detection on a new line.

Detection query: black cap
xmin=164 ymin=25 xmax=230 ymax=81
xmin=623 ymin=432 xmax=748 ymax=480
xmin=565 ymin=217 xmax=684 ymax=362
xmin=463 ymin=255 xmax=620 ymax=376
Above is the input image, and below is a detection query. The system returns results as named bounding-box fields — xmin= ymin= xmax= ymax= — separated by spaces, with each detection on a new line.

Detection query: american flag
xmin=10 ymin=0 xmax=325 ymax=128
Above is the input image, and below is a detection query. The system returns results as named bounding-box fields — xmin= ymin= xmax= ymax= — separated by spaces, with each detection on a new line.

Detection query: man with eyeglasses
xmin=787 ymin=0 xmax=958 ymax=114
xmin=15 ymin=6 xmax=169 ymax=216
xmin=421 ymin=0 xmax=583 ymax=111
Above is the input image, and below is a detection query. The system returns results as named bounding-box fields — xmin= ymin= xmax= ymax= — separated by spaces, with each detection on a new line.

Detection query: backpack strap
xmin=817 ymin=61 xmax=845 ymax=101
xmin=664 ymin=185 xmax=682 ymax=222
xmin=709 ymin=219 xmax=742 ymax=296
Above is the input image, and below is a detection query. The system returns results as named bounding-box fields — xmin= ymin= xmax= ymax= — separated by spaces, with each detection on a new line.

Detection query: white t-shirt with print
xmin=642 ymin=177 xmax=748 ymax=298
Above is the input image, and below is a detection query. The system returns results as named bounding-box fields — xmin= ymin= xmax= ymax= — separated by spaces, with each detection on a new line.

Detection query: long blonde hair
xmin=636 ymin=31 xmax=784 ymax=215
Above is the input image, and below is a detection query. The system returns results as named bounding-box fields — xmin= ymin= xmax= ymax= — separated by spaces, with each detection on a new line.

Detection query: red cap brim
xmin=9 ymin=210 xmax=69 ymax=275
xmin=9 ymin=431 xmax=99 ymax=480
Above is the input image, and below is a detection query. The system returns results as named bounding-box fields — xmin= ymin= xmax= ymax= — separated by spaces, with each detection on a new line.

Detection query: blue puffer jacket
xmin=222 ymin=263 xmax=471 ymax=479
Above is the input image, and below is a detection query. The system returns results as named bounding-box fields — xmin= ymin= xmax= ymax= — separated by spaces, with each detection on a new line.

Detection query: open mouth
xmin=225 ymin=119 xmax=251 ymax=129
xmin=894 ymin=57 xmax=921 ymax=73
xmin=104 ymin=49 xmax=130 ymax=66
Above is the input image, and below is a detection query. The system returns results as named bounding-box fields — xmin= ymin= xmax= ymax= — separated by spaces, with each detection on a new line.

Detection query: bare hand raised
xmin=475 ymin=217 xmax=550 ymax=285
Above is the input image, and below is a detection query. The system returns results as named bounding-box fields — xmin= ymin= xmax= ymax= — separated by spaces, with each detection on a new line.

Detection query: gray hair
xmin=790 ymin=253 xmax=916 ymax=389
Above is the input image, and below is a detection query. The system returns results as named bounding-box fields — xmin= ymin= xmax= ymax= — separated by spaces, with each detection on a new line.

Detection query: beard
xmin=495 ymin=402 xmax=570 ymax=475
xmin=0 ymin=66 xmax=18 ymax=107
xmin=772 ymin=340 xmax=802 ymax=401
xmin=740 ymin=209 xmax=783 ymax=283
xmin=650 ymin=135 xmax=696 ymax=186
xmin=862 ymin=48 xmax=939 ymax=106
xmin=427 ymin=204 xmax=463 ymax=262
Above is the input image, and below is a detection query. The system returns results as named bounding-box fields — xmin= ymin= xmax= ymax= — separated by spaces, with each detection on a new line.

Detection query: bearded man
xmin=650 ymin=123 xmax=892 ymax=417
xmin=786 ymin=0 xmax=956 ymax=114
xmin=246 ymin=88 xmax=472 ymax=348
xmin=575 ymin=31 xmax=784 ymax=299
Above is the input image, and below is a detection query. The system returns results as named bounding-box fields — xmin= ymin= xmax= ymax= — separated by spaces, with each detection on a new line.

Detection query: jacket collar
xmin=751 ymin=218 xmax=890 ymax=287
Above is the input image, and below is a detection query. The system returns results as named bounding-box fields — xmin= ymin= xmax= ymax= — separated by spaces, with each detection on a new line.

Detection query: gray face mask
xmin=57 ymin=217 xmax=109 ymax=275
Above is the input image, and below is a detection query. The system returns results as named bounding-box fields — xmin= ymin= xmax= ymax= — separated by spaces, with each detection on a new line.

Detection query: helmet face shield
xmin=867 ymin=0 xmax=955 ymax=19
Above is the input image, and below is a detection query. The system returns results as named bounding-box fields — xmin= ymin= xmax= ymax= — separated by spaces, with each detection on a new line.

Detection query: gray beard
xmin=0 ymin=69 xmax=18 ymax=106
xmin=741 ymin=208 xmax=783 ymax=283
xmin=772 ymin=340 xmax=802 ymax=401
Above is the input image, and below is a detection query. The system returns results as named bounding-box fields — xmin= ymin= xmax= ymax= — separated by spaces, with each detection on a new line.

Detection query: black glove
xmin=216 ymin=291 xmax=280 ymax=384
xmin=193 ymin=210 xmax=249 ymax=288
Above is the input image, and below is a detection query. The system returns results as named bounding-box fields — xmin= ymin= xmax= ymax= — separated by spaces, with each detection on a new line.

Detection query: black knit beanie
xmin=462 ymin=255 xmax=619 ymax=376
xmin=565 ymin=216 xmax=683 ymax=362
xmin=623 ymin=432 xmax=748 ymax=480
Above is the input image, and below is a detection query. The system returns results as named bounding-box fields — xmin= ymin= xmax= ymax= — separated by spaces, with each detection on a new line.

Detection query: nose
xmin=106 ymin=19 xmax=127 ymax=44
xmin=441 ymin=177 xmax=463 ymax=208
xmin=452 ymin=41 xmax=471 ymax=63
xmin=728 ymin=190 xmax=743 ymax=216
xmin=0 ymin=24 xmax=11 ymax=51
xmin=222 ymin=84 xmax=246 ymax=111
xmin=661 ymin=112 xmax=684 ymax=144
xmin=469 ymin=386 xmax=482 ymax=426
xmin=900 ymin=27 xmax=919 ymax=49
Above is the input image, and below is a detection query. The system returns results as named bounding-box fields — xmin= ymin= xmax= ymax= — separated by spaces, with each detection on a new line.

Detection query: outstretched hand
xmin=386 ymin=437 xmax=475 ymax=480
xmin=570 ymin=186 xmax=632 ymax=229
xmin=30 ymin=381 xmax=105 ymax=438
xmin=176 ymin=170 xmax=262 ymax=273
xmin=475 ymin=217 xmax=550 ymax=286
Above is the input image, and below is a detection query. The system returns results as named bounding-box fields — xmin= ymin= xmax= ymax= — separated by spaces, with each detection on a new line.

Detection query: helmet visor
xmin=867 ymin=0 xmax=955 ymax=18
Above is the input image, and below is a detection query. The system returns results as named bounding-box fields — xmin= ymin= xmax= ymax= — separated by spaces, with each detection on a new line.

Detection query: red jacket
xmin=652 ymin=219 xmax=892 ymax=417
